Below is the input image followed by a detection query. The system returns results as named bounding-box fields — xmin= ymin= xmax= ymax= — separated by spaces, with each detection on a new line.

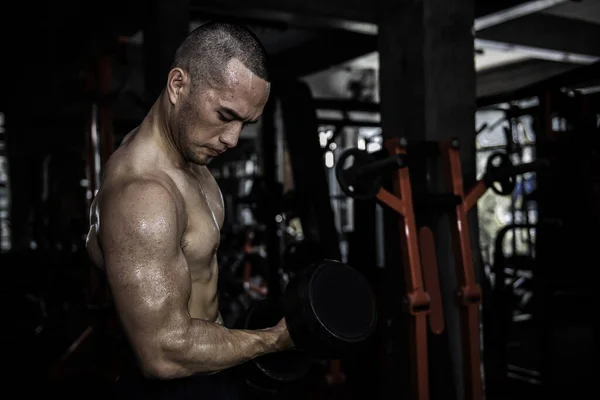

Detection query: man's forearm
xmin=149 ymin=318 xmax=280 ymax=378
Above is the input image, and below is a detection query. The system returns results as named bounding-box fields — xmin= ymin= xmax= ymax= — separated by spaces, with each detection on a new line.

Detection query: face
xmin=167 ymin=58 xmax=270 ymax=165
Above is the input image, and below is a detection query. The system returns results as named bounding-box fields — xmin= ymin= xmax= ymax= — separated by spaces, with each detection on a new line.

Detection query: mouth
xmin=206 ymin=147 xmax=226 ymax=157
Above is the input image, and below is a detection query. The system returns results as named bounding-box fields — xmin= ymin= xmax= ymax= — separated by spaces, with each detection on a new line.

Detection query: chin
xmin=184 ymin=150 xmax=209 ymax=166
xmin=194 ymin=158 xmax=210 ymax=166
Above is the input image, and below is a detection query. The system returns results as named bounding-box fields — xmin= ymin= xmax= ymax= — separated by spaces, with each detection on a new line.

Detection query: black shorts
xmin=114 ymin=369 xmax=242 ymax=400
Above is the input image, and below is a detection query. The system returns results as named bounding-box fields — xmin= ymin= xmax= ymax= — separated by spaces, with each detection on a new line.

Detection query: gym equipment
xmin=236 ymin=259 xmax=377 ymax=387
xmin=483 ymin=151 xmax=549 ymax=196
xmin=437 ymin=139 xmax=485 ymax=400
xmin=334 ymin=137 xmax=549 ymax=400
xmin=394 ymin=138 xmax=545 ymax=400
xmin=284 ymin=260 xmax=376 ymax=354
xmin=335 ymin=147 xmax=407 ymax=200
xmin=337 ymin=138 xmax=439 ymax=400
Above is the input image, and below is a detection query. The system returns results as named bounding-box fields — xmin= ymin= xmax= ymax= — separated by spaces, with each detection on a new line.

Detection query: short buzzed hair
xmin=172 ymin=21 xmax=269 ymax=89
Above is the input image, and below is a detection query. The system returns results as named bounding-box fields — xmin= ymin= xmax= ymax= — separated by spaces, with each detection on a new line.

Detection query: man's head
xmin=165 ymin=22 xmax=270 ymax=165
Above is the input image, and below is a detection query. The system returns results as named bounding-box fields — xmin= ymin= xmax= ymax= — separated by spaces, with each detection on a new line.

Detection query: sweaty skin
xmin=85 ymin=58 xmax=292 ymax=379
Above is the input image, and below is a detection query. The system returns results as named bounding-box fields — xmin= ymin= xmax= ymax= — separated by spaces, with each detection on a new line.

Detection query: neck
xmin=144 ymin=90 xmax=188 ymax=169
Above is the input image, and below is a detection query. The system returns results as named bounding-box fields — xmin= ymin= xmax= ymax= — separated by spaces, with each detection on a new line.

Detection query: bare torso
xmin=86 ymin=128 xmax=225 ymax=324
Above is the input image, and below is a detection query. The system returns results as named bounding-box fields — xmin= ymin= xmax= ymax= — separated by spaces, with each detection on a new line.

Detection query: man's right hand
xmin=272 ymin=318 xmax=295 ymax=351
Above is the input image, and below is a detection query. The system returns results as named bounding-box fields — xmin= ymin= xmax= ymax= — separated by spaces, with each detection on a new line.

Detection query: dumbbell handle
xmin=496 ymin=158 xmax=549 ymax=178
xmin=511 ymin=159 xmax=549 ymax=175
xmin=356 ymin=154 xmax=407 ymax=178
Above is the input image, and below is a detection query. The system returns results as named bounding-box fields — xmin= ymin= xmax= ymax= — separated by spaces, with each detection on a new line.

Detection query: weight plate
xmin=335 ymin=148 xmax=382 ymax=200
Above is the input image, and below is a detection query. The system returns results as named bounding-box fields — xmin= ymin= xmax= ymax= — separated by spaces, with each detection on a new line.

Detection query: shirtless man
xmin=85 ymin=22 xmax=292 ymax=398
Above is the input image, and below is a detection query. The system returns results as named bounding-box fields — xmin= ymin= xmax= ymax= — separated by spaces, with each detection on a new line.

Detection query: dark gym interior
xmin=1 ymin=0 xmax=597 ymax=399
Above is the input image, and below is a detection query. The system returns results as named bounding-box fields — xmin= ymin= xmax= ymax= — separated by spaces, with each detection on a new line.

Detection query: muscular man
xmin=85 ymin=22 xmax=293 ymax=398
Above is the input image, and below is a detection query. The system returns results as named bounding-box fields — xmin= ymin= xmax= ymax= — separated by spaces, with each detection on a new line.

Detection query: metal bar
xmin=375 ymin=188 xmax=405 ymax=215
xmin=380 ymin=137 xmax=430 ymax=400
xmin=474 ymin=0 xmax=568 ymax=31
xmin=510 ymin=123 xmax=518 ymax=256
xmin=464 ymin=180 xmax=488 ymax=212
xmin=477 ymin=143 xmax=536 ymax=152
xmin=439 ymin=139 xmax=484 ymax=400
xmin=510 ymin=159 xmax=548 ymax=175
xmin=474 ymin=39 xmax=600 ymax=65
xmin=356 ymin=154 xmax=406 ymax=178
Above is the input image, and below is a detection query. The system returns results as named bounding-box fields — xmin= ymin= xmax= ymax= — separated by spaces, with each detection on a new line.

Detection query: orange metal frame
xmin=376 ymin=137 xmax=487 ymax=400
xmin=379 ymin=137 xmax=432 ymax=400
xmin=438 ymin=139 xmax=484 ymax=400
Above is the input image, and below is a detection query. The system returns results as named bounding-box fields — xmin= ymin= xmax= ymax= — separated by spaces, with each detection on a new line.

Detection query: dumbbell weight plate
xmin=335 ymin=148 xmax=382 ymax=200
xmin=283 ymin=260 xmax=377 ymax=357
xmin=486 ymin=152 xmax=516 ymax=196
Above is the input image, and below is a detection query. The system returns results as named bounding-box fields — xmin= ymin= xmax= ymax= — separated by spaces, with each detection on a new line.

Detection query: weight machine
xmin=336 ymin=136 xmax=547 ymax=400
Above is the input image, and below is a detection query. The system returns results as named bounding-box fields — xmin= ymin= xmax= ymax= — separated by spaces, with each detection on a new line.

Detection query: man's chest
xmin=177 ymin=170 xmax=225 ymax=262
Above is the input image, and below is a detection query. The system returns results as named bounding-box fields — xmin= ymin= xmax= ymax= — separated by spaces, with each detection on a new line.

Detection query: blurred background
xmin=0 ymin=0 xmax=597 ymax=399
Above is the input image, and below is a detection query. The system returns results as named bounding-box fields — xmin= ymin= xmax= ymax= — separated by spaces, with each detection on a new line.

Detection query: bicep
xmin=98 ymin=181 xmax=191 ymax=354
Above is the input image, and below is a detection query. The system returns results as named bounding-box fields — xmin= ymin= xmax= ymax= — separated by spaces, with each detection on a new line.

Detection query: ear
xmin=166 ymin=68 xmax=187 ymax=105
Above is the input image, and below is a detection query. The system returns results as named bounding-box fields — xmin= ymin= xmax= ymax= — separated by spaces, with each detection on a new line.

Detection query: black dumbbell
xmin=236 ymin=260 xmax=378 ymax=386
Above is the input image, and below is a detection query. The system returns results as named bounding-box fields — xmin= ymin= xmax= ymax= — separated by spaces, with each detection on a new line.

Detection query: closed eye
xmin=219 ymin=106 xmax=258 ymax=125
xmin=220 ymin=107 xmax=243 ymax=122
xmin=217 ymin=113 xmax=233 ymax=122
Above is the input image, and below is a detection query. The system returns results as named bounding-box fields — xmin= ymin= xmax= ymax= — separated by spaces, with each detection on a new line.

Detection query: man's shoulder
xmin=102 ymin=128 xmax=167 ymax=188
xmin=100 ymin=145 xmax=179 ymax=203
xmin=95 ymin=174 xmax=186 ymax=243
xmin=99 ymin=173 xmax=181 ymax=211
xmin=96 ymin=133 xmax=187 ymax=223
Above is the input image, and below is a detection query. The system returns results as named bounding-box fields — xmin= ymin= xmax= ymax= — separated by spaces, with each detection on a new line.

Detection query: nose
xmin=220 ymin=125 xmax=240 ymax=149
